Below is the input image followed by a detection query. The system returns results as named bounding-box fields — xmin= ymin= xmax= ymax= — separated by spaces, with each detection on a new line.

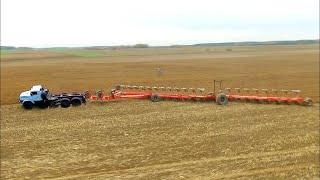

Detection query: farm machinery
xmin=19 ymin=81 xmax=313 ymax=109
xmin=19 ymin=85 xmax=86 ymax=109
xmin=88 ymin=80 xmax=313 ymax=106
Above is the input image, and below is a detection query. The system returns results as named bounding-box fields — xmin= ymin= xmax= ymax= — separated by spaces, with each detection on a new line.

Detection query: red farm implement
xmin=88 ymin=80 xmax=313 ymax=106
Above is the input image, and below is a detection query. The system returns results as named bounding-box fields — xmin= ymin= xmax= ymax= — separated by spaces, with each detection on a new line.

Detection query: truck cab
xmin=19 ymin=85 xmax=49 ymax=109
xmin=19 ymin=85 xmax=86 ymax=109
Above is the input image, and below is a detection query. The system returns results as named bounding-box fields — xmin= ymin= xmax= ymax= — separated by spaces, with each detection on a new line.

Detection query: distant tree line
xmin=1 ymin=46 xmax=16 ymax=50
xmin=132 ymin=44 xmax=149 ymax=48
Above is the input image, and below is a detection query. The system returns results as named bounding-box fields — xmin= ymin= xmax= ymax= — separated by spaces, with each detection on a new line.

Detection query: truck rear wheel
xmin=216 ymin=93 xmax=228 ymax=105
xmin=23 ymin=101 xmax=33 ymax=109
xmin=60 ymin=99 xmax=71 ymax=108
xmin=71 ymin=98 xmax=82 ymax=106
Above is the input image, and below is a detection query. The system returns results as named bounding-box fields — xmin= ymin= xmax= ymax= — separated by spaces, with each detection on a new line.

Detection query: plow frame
xmin=88 ymin=81 xmax=312 ymax=106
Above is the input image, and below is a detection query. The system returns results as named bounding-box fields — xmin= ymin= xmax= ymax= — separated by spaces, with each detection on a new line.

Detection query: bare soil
xmin=1 ymin=44 xmax=319 ymax=179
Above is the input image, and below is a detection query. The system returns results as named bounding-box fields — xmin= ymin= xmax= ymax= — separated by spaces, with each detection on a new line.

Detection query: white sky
xmin=1 ymin=0 xmax=319 ymax=47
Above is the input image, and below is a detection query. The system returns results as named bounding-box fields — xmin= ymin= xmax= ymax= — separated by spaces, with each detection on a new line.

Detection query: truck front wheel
xmin=23 ymin=101 xmax=33 ymax=109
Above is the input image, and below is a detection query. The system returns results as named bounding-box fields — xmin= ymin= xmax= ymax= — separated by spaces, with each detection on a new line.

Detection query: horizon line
xmin=1 ymin=39 xmax=319 ymax=49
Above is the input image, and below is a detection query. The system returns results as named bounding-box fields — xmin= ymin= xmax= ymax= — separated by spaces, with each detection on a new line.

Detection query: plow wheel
xmin=150 ymin=94 xmax=161 ymax=102
xmin=115 ymin=85 xmax=121 ymax=90
xmin=216 ymin=93 xmax=228 ymax=105
xmin=84 ymin=90 xmax=90 ymax=99
xmin=303 ymin=98 xmax=313 ymax=106
xmin=110 ymin=89 xmax=116 ymax=96
xmin=96 ymin=90 xmax=103 ymax=99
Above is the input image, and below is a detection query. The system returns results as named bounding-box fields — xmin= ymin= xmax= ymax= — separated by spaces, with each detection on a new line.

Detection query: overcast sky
xmin=1 ymin=0 xmax=319 ymax=47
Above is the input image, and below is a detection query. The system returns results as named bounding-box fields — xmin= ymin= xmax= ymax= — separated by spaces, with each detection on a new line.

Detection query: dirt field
xmin=1 ymin=45 xmax=319 ymax=104
xmin=1 ymin=102 xmax=319 ymax=179
xmin=1 ymin=44 xmax=319 ymax=179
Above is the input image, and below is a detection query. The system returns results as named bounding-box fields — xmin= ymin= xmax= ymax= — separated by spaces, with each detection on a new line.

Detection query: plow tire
xmin=216 ymin=93 xmax=228 ymax=105
xmin=150 ymin=94 xmax=161 ymax=102
xmin=303 ymin=98 xmax=313 ymax=106
xmin=115 ymin=85 xmax=121 ymax=90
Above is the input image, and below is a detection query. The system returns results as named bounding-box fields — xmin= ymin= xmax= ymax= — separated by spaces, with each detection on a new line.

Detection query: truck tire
xmin=150 ymin=94 xmax=161 ymax=102
xmin=216 ymin=93 xmax=228 ymax=105
xmin=71 ymin=98 xmax=82 ymax=106
xmin=39 ymin=101 xmax=49 ymax=109
xmin=60 ymin=98 xmax=71 ymax=108
xmin=49 ymin=101 xmax=59 ymax=108
xmin=23 ymin=101 xmax=33 ymax=109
